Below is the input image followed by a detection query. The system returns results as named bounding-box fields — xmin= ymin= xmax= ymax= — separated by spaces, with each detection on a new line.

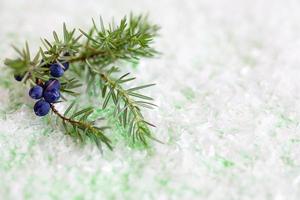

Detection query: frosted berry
xmin=29 ymin=85 xmax=43 ymax=99
xmin=44 ymin=79 xmax=61 ymax=90
xmin=34 ymin=99 xmax=50 ymax=116
xmin=43 ymin=89 xmax=60 ymax=103
xmin=50 ymin=63 xmax=64 ymax=77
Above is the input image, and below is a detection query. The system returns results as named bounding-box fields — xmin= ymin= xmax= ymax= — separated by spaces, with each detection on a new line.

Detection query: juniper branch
xmin=51 ymin=103 xmax=112 ymax=151
xmin=4 ymin=14 xmax=160 ymax=149
xmin=99 ymin=72 xmax=158 ymax=145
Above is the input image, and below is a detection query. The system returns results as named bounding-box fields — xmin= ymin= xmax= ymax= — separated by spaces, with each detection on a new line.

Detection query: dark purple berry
xmin=43 ymin=89 xmax=60 ymax=103
xmin=29 ymin=85 xmax=43 ymax=99
xmin=50 ymin=63 xmax=64 ymax=77
xmin=62 ymin=62 xmax=69 ymax=71
xmin=44 ymin=79 xmax=61 ymax=90
xmin=34 ymin=99 xmax=50 ymax=116
xmin=14 ymin=74 xmax=24 ymax=81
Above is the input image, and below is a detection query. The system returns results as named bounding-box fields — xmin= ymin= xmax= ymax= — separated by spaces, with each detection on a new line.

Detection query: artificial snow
xmin=1 ymin=0 xmax=300 ymax=199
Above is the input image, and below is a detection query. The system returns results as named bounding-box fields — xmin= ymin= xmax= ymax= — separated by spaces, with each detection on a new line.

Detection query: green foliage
xmin=78 ymin=14 xmax=159 ymax=67
xmin=4 ymin=42 xmax=40 ymax=82
xmin=4 ymin=14 xmax=160 ymax=151
xmin=52 ymin=102 xmax=112 ymax=152
xmin=100 ymin=72 xmax=158 ymax=145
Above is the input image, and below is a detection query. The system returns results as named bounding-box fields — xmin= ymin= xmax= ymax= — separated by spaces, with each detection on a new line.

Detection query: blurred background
xmin=1 ymin=0 xmax=300 ymax=199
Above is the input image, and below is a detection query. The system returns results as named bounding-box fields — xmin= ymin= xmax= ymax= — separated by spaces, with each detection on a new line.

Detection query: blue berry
xmin=34 ymin=99 xmax=50 ymax=116
xmin=44 ymin=79 xmax=61 ymax=90
xmin=29 ymin=85 xmax=43 ymax=99
xmin=62 ymin=62 xmax=69 ymax=71
xmin=14 ymin=74 xmax=24 ymax=81
xmin=43 ymin=89 xmax=60 ymax=103
xmin=50 ymin=63 xmax=64 ymax=77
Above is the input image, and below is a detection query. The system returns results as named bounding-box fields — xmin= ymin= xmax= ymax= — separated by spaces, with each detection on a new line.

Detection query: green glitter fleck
xmin=181 ymin=87 xmax=196 ymax=100
xmin=281 ymin=155 xmax=294 ymax=166
xmin=222 ymin=159 xmax=234 ymax=168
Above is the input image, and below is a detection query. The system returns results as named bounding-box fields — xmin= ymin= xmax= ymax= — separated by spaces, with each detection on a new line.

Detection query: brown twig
xmin=50 ymin=104 xmax=91 ymax=129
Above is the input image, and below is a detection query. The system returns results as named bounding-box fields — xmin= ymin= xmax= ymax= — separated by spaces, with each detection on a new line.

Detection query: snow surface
xmin=1 ymin=0 xmax=300 ymax=199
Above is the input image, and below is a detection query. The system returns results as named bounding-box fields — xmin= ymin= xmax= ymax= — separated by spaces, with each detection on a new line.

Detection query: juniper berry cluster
xmin=23 ymin=60 xmax=69 ymax=116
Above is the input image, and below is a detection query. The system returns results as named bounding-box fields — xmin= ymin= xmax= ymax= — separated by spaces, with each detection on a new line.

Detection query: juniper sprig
xmin=4 ymin=14 xmax=160 ymax=152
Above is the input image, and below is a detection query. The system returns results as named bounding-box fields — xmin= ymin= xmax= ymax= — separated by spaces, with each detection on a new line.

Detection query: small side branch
xmin=50 ymin=104 xmax=113 ymax=151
